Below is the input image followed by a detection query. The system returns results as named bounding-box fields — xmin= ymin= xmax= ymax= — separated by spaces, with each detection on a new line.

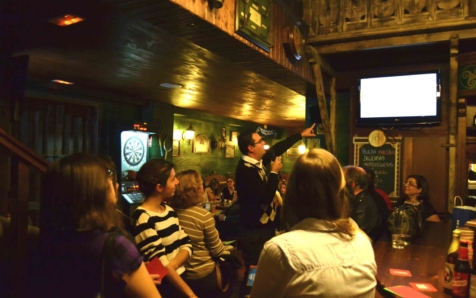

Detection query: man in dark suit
xmin=235 ymin=124 xmax=316 ymax=297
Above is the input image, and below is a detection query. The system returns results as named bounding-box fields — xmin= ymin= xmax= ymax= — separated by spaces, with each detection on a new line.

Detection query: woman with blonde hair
xmin=170 ymin=169 xmax=234 ymax=297
xmin=38 ymin=153 xmax=161 ymax=297
xmin=250 ymin=148 xmax=376 ymax=297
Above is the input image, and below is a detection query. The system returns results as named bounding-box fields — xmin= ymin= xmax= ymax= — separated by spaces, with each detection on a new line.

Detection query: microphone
xmin=268 ymin=149 xmax=276 ymax=161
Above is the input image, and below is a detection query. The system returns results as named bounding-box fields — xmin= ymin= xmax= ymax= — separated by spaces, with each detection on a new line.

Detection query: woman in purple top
xmin=38 ymin=153 xmax=161 ymax=297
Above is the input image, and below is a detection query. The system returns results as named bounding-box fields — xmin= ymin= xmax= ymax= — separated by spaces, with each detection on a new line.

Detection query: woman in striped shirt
xmin=170 ymin=169 xmax=234 ymax=298
xmin=132 ymin=159 xmax=196 ymax=298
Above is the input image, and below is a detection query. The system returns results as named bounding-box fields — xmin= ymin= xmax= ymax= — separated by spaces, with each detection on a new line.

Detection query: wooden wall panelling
xmin=84 ymin=109 xmax=91 ymax=153
xmin=169 ymin=0 xmax=314 ymax=83
xmin=54 ymin=105 xmax=64 ymax=158
xmin=19 ymin=99 xmax=99 ymax=160
xmin=343 ymin=0 xmax=368 ymax=32
xmin=371 ymin=0 xmax=398 ymax=27
xmin=307 ymin=0 xmax=470 ymax=38
xmin=401 ymin=0 xmax=431 ymax=25
xmin=435 ymin=0 xmax=465 ymax=20
xmin=329 ymin=77 xmax=336 ymax=155
xmin=402 ymin=136 xmax=448 ymax=213
xmin=44 ymin=104 xmax=54 ymax=159
xmin=74 ymin=117 xmax=83 ymax=154
xmin=33 ymin=111 xmax=42 ymax=154
xmin=63 ymin=107 xmax=73 ymax=156
xmin=92 ymin=108 xmax=99 ymax=154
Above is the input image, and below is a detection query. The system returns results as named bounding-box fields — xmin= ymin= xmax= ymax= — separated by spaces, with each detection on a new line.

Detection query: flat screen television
xmin=357 ymin=71 xmax=441 ymax=126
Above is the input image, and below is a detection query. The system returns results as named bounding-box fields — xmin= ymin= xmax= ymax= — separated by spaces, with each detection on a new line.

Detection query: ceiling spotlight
xmin=51 ymin=79 xmax=74 ymax=85
xmin=49 ymin=14 xmax=84 ymax=26
xmin=160 ymin=83 xmax=183 ymax=89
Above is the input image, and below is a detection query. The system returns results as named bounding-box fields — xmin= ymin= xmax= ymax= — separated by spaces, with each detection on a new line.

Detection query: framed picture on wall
xmin=306 ymin=137 xmax=320 ymax=149
xmin=172 ymin=140 xmax=180 ymax=157
xmin=193 ymin=134 xmax=210 ymax=153
xmin=225 ymin=145 xmax=235 ymax=158
xmin=230 ymin=131 xmax=239 ymax=143
xmin=286 ymin=148 xmax=300 ymax=159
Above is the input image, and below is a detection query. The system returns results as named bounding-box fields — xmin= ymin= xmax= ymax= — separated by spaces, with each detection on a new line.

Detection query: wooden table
xmin=374 ymin=221 xmax=452 ymax=298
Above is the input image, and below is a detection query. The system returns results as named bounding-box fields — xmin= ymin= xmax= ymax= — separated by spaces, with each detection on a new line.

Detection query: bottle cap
xmin=459 ymin=227 xmax=474 ymax=240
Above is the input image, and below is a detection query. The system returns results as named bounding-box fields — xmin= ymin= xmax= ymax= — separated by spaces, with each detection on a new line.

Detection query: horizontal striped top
xmin=175 ymin=206 xmax=227 ymax=279
xmin=132 ymin=204 xmax=192 ymax=275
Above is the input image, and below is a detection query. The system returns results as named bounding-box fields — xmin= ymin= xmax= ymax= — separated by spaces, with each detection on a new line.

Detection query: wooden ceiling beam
xmin=312 ymin=27 xmax=476 ymax=54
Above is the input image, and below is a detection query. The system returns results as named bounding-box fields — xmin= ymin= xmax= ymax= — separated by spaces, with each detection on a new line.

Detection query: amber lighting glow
xmin=51 ymin=79 xmax=74 ymax=85
xmin=49 ymin=15 xmax=84 ymax=26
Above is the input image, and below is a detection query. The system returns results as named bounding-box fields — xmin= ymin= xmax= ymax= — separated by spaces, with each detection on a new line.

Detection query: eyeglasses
xmin=227 ymin=180 xmax=233 ymax=183
xmin=404 ymin=182 xmax=418 ymax=187
xmin=252 ymin=139 xmax=264 ymax=145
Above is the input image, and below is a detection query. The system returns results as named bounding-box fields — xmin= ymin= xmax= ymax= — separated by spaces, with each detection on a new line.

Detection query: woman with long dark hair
xmin=39 ymin=153 xmax=161 ymax=297
xmin=396 ymin=174 xmax=440 ymax=222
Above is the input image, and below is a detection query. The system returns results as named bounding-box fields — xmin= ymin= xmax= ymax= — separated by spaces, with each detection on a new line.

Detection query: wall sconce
xmin=173 ymin=130 xmax=182 ymax=141
xmin=264 ymin=144 xmax=270 ymax=150
xmin=298 ymin=140 xmax=306 ymax=154
xmin=183 ymin=123 xmax=195 ymax=144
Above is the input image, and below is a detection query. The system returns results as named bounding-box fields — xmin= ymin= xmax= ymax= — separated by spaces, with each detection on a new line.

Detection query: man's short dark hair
xmin=238 ymin=130 xmax=255 ymax=155
xmin=343 ymin=165 xmax=368 ymax=190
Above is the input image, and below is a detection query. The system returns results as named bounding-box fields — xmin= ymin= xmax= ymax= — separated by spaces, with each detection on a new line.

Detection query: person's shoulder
xmin=183 ymin=205 xmax=209 ymax=217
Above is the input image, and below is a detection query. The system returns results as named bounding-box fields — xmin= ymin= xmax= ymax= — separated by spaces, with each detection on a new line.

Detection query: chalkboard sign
xmin=353 ymin=137 xmax=402 ymax=198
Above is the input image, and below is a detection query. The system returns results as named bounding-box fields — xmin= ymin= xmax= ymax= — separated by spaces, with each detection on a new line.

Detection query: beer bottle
xmin=446 ymin=230 xmax=462 ymax=294
xmin=453 ymin=240 xmax=471 ymax=297
xmin=470 ymin=240 xmax=476 ymax=297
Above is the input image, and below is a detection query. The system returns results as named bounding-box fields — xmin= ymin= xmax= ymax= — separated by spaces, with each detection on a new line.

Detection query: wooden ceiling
xmin=5 ymin=0 xmax=474 ymax=129
xmin=5 ymin=0 xmax=311 ymax=129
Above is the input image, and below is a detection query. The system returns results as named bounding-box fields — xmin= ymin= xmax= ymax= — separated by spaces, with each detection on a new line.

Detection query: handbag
xmin=95 ymin=230 xmax=119 ymax=298
xmin=452 ymin=196 xmax=476 ymax=230
xmin=215 ymin=254 xmax=241 ymax=292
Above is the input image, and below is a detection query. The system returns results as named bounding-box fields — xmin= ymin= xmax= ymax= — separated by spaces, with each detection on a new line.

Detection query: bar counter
xmin=374 ymin=221 xmax=452 ymax=298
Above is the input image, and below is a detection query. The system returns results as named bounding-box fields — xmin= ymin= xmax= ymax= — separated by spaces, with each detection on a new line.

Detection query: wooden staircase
xmin=0 ymin=127 xmax=48 ymax=297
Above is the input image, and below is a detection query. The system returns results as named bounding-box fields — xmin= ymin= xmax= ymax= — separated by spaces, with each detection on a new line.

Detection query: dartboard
xmin=123 ymin=137 xmax=145 ymax=166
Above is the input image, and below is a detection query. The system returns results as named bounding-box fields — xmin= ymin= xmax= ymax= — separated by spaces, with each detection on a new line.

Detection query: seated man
xmin=216 ymin=200 xmax=240 ymax=240
xmin=343 ymin=166 xmax=380 ymax=240
xmin=361 ymin=166 xmax=391 ymax=242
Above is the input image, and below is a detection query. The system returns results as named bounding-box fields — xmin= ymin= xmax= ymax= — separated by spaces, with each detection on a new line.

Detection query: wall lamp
xmin=298 ymin=140 xmax=306 ymax=154
xmin=183 ymin=123 xmax=195 ymax=144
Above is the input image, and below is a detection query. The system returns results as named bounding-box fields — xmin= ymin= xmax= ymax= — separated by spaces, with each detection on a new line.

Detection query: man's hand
xmin=218 ymin=214 xmax=226 ymax=221
xmin=271 ymin=158 xmax=283 ymax=173
xmin=301 ymin=123 xmax=317 ymax=138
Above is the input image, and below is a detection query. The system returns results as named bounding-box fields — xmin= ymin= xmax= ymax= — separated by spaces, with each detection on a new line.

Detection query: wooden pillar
xmin=305 ymin=45 xmax=336 ymax=154
xmin=329 ymin=77 xmax=336 ymax=155
xmin=448 ymin=36 xmax=459 ymax=213
xmin=456 ymin=98 xmax=467 ymax=199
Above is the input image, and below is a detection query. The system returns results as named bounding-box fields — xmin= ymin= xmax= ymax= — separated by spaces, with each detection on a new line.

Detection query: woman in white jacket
xmin=250 ymin=148 xmax=377 ymax=298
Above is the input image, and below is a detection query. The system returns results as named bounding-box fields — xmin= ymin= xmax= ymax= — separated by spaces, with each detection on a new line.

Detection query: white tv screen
xmin=358 ymin=72 xmax=440 ymax=125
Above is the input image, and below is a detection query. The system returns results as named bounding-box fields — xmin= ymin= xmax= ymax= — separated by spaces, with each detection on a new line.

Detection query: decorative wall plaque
xmin=235 ymin=0 xmax=273 ymax=52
